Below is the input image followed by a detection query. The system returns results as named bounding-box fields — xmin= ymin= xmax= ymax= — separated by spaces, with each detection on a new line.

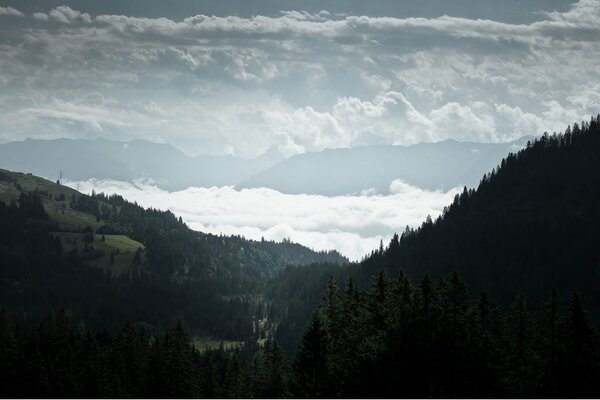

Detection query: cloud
xmin=64 ymin=179 xmax=461 ymax=261
xmin=545 ymin=0 xmax=600 ymax=28
xmin=0 ymin=1 xmax=598 ymax=156
xmin=48 ymin=6 xmax=91 ymax=24
xmin=0 ymin=6 xmax=23 ymax=16
xmin=32 ymin=12 xmax=48 ymax=21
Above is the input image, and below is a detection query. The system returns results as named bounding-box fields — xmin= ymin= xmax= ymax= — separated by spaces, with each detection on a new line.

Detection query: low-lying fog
xmin=66 ymin=179 xmax=461 ymax=261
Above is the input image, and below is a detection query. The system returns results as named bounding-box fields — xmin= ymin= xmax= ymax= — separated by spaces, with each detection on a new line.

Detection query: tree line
xmin=293 ymin=271 xmax=600 ymax=398
xmin=397 ymin=115 xmax=600 ymax=314
xmin=2 ymin=269 xmax=599 ymax=398
xmin=0 ymin=308 xmax=289 ymax=398
xmin=0 ymin=173 xmax=345 ymax=341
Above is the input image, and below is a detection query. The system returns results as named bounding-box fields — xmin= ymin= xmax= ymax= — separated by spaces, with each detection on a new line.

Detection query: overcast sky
xmin=1 ymin=0 xmax=599 ymax=158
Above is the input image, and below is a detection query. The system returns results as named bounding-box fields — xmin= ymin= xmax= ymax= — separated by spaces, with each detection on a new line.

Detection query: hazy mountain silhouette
xmin=237 ymin=137 xmax=533 ymax=195
xmin=0 ymin=136 xmax=531 ymax=195
xmin=0 ymin=138 xmax=284 ymax=191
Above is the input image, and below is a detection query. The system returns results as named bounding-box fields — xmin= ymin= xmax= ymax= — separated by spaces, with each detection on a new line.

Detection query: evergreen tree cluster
xmin=0 ymin=308 xmax=290 ymax=398
xmin=2 ymin=270 xmax=599 ymax=398
xmin=269 ymin=115 xmax=600 ymax=354
xmin=0 ymin=194 xmax=259 ymax=339
xmin=292 ymin=272 xmax=600 ymax=398
xmin=397 ymin=115 xmax=600 ymax=312
xmin=0 ymin=173 xmax=346 ymax=341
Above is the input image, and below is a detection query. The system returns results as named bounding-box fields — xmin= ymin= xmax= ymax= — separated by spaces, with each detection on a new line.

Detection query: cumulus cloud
xmin=65 ymin=179 xmax=461 ymax=261
xmin=0 ymin=6 xmax=23 ymax=16
xmin=0 ymin=1 xmax=598 ymax=156
xmin=32 ymin=12 xmax=48 ymax=21
xmin=545 ymin=0 xmax=600 ymax=28
xmin=48 ymin=6 xmax=91 ymax=24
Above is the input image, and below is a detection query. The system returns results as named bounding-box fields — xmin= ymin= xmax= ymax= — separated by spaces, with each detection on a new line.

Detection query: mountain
xmin=0 ymin=138 xmax=285 ymax=191
xmin=394 ymin=119 xmax=599 ymax=303
xmin=237 ymin=137 xmax=532 ymax=195
xmin=268 ymin=116 xmax=600 ymax=355
xmin=389 ymin=118 xmax=600 ymax=311
xmin=2 ymin=118 xmax=600 ymax=398
xmin=281 ymin=116 xmax=600 ymax=399
xmin=1 ymin=136 xmax=532 ymax=195
xmin=0 ymin=167 xmax=346 ymax=339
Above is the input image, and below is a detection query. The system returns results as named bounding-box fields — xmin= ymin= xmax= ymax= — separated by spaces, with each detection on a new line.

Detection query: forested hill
xmin=385 ymin=115 xmax=600 ymax=312
xmin=284 ymin=115 xmax=600 ymax=398
xmin=0 ymin=168 xmax=346 ymax=339
xmin=268 ymin=115 xmax=600 ymax=355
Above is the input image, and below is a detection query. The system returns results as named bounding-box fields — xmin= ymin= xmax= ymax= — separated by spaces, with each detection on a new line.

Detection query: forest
xmin=1 ymin=270 xmax=598 ymax=398
xmin=1 ymin=115 xmax=600 ymax=397
xmin=0 ymin=172 xmax=345 ymax=339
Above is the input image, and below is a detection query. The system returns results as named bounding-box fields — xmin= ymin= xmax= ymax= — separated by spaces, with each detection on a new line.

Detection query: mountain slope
xmin=0 ymin=168 xmax=346 ymax=339
xmin=267 ymin=116 xmax=600 ymax=354
xmin=0 ymin=138 xmax=285 ymax=191
xmin=389 ymin=117 xmax=600 ymax=312
xmin=237 ymin=137 xmax=531 ymax=195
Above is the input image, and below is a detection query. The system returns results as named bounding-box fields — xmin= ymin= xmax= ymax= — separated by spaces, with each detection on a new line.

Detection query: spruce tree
xmin=292 ymin=310 xmax=330 ymax=398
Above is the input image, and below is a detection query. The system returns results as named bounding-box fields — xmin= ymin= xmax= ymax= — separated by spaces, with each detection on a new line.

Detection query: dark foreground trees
xmin=2 ymin=270 xmax=599 ymax=398
xmin=0 ymin=308 xmax=289 ymax=398
xmin=292 ymin=272 xmax=600 ymax=398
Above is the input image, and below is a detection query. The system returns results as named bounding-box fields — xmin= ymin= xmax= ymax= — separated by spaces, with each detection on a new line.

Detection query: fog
xmin=66 ymin=179 xmax=461 ymax=261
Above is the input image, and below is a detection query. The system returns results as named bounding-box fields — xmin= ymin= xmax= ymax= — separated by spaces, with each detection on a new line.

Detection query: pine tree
xmin=292 ymin=310 xmax=330 ymax=398
xmin=0 ymin=308 xmax=16 ymax=397
xmin=556 ymin=292 xmax=600 ymax=397
xmin=163 ymin=322 xmax=197 ymax=397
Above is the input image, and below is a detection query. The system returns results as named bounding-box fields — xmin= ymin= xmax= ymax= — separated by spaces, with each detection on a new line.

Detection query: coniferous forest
xmin=1 ymin=115 xmax=600 ymax=398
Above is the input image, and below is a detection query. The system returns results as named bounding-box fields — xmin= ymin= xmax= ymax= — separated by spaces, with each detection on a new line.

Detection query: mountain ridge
xmin=237 ymin=136 xmax=534 ymax=195
xmin=0 ymin=138 xmax=286 ymax=191
xmin=0 ymin=166 xmax=347 ymax=339
xmin=1 ymin=136 xmax=533 ymax=195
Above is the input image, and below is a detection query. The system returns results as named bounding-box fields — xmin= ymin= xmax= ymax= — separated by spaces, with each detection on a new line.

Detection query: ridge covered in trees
xmin=0 ymin=169 xmax=346 ymax=340
xmin=267 ymin=115 xmax=600 ymax=357
xmin=395 ymin=115 xmax=600 ymax=313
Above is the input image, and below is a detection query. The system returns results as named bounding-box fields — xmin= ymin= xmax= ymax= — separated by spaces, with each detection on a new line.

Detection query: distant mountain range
xmin=0 ymin=138 xmax=284 ymax=191
xmin=0 ymin=136 xmax=532 ymax=194
xmin=237 ymin=137 xmax=533 ymax=194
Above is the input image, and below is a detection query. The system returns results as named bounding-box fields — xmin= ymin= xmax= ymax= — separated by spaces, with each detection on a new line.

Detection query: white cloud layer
xmin=48 ymin=6 xmax=92 ymax=24
xmin=65 ymin=179 xmax=461 ymax=261
xmin=0 ymin=6 xmax=23 ymax=16
xmin=0 ymin=1 xmax=599 ymax=157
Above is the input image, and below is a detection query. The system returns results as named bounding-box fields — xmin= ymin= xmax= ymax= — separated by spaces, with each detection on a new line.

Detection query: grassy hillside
xmin=54 ymin=232 xmax=144 ymax=275
xmin=0 ymin=169 xmax=78 ymax=199
xmin=0 ymin=166 xmax=347 ymax=341
xmin=0 ymin=168 xmax=137 ymax=274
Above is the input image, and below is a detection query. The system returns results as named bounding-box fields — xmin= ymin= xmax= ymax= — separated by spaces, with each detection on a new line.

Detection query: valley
xmin=1 ymin=117 xmax=600 ymax=397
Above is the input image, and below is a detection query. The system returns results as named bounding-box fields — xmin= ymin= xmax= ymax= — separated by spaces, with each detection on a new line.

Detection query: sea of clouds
xmin=65 ymin=179 xmax=461 ymax=261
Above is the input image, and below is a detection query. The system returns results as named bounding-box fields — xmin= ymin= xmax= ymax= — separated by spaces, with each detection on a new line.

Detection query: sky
xmin=2 ymin=1 xmax=600 ymax=259
xmin=1 ymin=0 xmax=599 ymax=158
xmin=67 ymin=178 xmax=462 ymax=261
